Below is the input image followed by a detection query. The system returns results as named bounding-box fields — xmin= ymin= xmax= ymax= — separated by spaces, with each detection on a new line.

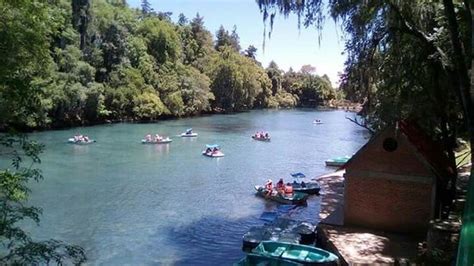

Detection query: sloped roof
xmin=344 ymin=120 xmax=454 ymax=182
xmin=398 ymin=120 xmax=454 ymax=181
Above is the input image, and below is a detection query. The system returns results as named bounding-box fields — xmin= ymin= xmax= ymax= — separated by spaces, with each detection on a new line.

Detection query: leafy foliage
xmin=0 ymin=0 xmax=336 ymax=130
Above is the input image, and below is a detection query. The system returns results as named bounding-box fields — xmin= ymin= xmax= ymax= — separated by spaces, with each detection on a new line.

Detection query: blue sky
xmin=127 ymin=0 xmax=346 ymax=86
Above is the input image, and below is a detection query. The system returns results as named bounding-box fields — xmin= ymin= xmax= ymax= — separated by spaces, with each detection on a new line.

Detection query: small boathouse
xmin=343 ymin=120 xmax=454 ymax=233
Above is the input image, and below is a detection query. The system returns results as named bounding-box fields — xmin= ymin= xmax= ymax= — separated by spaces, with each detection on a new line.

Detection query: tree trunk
xmin=452 ymin=0 xmax=474 ymax=264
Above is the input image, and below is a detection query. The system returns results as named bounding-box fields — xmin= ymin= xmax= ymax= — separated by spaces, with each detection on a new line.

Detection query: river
xmin=24 ymin=109 xmax=368 ymax=265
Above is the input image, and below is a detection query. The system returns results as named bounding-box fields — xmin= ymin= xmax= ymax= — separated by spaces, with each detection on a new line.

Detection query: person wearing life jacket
xmin=265 ymin=179 xmax=273 ymax=196
xmin=284 ymin=182 xmax=294 ymax=196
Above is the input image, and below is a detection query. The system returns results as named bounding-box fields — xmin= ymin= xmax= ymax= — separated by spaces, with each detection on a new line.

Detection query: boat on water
xmin=141 ymin=137 xmax=172 ymax=144
xmin=252 ymin=241 xmax=339 ymax=265
xmin=313 ymin=119 xmax=323 ymax=124
xmin=325 ymin=155 xmax=351 ymax=167
xmin=252 ymin=131 xmax=271 ymax=142
xmin=181 ymin=128 xmax=198 ymax=137
xmin=68 ymin=136 xmax=95 ymax=145
xmin=290 ymin=173 xmax=321 ymax=195
xmin=254 ymin=185 xmax=308 ymax=205
xmin=202 ymin=144 xmax=225 ymax=157
xmin=252 ymin=135 xmax=271 ymax=142
xmin=235 ymin=253 xmax=303 ymax=266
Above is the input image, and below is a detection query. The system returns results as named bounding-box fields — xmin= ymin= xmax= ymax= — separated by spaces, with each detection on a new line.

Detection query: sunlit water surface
xmin=23 ymin=109 xmax=368 ymax=265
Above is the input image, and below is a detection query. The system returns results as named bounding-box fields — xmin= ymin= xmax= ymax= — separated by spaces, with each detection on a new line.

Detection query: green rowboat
xmin=235 ymin=253 xmax=303 ymax=266
xmin=252 ymin=241 xmax=339 ymax=265
xmin=254 ymin=186 xmax=308 ymax=205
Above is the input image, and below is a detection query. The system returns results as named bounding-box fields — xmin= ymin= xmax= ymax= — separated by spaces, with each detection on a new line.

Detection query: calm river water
xmin=24 ymin=109 xmax=368 ymax=265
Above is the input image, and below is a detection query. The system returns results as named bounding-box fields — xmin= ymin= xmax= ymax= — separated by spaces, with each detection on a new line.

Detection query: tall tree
xmin=71 ymin=0 xmax=90 ymax=50
xmin=141 ymin=0 xmax=152 ymax=15
xmin=230 ymin=25 xmax=241 ymax=52
xmin=0 ymin=1 xmax=86 ymax=263
xmin=178 ymin=13 xmax=188 ymax=26
xmin=244 ymin=45 xmax=258 ymax=60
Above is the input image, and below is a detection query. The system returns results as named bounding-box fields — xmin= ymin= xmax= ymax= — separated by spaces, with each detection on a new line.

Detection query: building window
xmin=383 ymin=137 xmax=398 ymax=152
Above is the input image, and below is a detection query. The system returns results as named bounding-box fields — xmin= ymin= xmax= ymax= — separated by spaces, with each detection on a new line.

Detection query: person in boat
xmin=276 ymin=178 xmax=285 ymax=194
xmin=265 ymin=179 xmax=273 ymax=197
xmin=83 ymin=135 xmax=89 ymax=142
xmin=264 ymin=132 xmax=269 ymax=139
xmin=145 ymin=134 xmax=152 ymax=142
xmin=155 ymin=134 xmax=162 ymax=142
xmin=206 ymin=147 xmax=212 ymax=154
xmin=284 ymin=182 xmax=294 ymax=196
xmin=186 ymin=128 xmax=193 ymax=134
xmin=75 ymin=135 xmax=84 ymax=142
xmin=301 ymin=181 xmax=306 ymax=188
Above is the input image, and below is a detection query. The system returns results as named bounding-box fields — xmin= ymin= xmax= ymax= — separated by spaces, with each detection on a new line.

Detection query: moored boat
xmin=252 ymin=241 xmax=339 ymax=265
xmin=290 ymin=173 xmax=321 ymax=194
xmin=181 ymin=128 xmax=198 ymax=137
xmin=202 ymin=144 xmax=225 ymax=157
xmin=141 ymin=137 xmax=172 ymax=144
xmin=235 ymin=253 xmax=303 ymax=266
xmin=325 ymin=155 xmax=351 ymax=167
xmin=254 ymin=185 xmax=308 ymax=205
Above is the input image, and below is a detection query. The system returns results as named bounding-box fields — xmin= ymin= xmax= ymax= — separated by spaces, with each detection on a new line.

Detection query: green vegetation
xmin=0 ymin=1 xmax=340 ymax=263
xmin=256 ymin=0 xmax=473 ymax=264
xmin=0 ymin=0 xmax=86 ymax=263
xmin=0 ymin=0 xmax=339 ymax=131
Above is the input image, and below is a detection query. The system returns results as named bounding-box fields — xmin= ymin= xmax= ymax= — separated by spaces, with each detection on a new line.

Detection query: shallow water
xmin=24 ymin=109 xmax=368 ymax=265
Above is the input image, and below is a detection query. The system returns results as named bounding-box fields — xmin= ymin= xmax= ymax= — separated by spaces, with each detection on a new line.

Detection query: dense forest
xmin=0 ymin=0 xmax=340 ymax=131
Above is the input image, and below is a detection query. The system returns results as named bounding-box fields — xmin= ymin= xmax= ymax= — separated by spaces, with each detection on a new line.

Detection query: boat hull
xmin=235 ymin=254 xmax=303 ymax=266
xmin=324 ymin=161 xmax=345 ymax=167
xmin=292 ymin=183 xmax=320 ymax=195
xmin=141 ymin=139 xmax=172 ymax=144
xmin=252 ymin=241 xmax=339 ymax=265
xmin=254 ymin=186 xmax=308 ymax=205
xmin=252 ymin=136 xmax=271 ymax=142
xmin=181 ymin=133 xmax=198 ymax=137
xmin=68 ymin=138 xmax=95 ymax=145
xmin=325 ymin=156 xmax=351 ymax=167
xmin=202 ymin=151 xmax=225 ymax=157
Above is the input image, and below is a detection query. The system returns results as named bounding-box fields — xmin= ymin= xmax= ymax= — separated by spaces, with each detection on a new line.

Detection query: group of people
xmin=205 ymin=147 xmax=220 ymax=154
xmin=73 ymin=135 xmax=90 ymax=143
xmin=254 ymin=131 xmax=270 ymax=139
xmin=145 ymin=134 xmax=164 ymax=142
xmin=264 ymin=178 xmax=293 ymax=197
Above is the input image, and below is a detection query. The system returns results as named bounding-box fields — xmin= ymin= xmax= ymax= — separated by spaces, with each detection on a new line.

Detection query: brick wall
xmin=344 ymin=174 xmax=434 ymax=233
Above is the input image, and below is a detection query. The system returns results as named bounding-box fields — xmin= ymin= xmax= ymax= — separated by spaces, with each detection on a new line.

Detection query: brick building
xmin=343 ymin=121 xmax=453 ymax=233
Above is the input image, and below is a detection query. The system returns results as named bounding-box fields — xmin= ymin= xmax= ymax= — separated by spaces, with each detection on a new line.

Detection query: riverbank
xmin=313 ymin=163 xmax=471 ymax=265
xmin=3 ymin=105 xmax=362 ymax=133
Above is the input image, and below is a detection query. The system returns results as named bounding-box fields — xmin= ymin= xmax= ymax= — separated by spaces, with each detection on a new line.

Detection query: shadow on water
xmin=159 ymin=215 xmax=261 ymax=265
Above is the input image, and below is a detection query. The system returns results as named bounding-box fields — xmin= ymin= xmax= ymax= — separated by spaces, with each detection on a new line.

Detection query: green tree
xmin=71 ymin=0 xmax=90 ymax=50
xmin=256 ymin=0 xmax=473 ymax=262
xmin=141 ymin=0 xmax=152 ymax=16
xmin=0 ymin=1 xmax=86 ymax=263
xmin=244 ymin=45 xmax=258 ymax=60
